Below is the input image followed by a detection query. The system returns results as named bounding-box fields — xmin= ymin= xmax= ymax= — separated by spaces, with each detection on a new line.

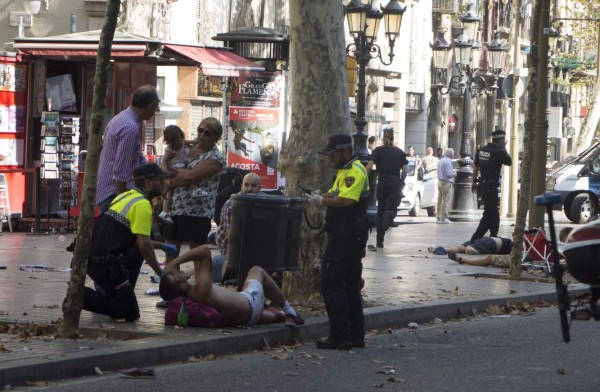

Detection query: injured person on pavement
xmin=428 ymin=236 xmax=512 ymax=256
xmin=159 ymin=245 xmax=305 ymax=327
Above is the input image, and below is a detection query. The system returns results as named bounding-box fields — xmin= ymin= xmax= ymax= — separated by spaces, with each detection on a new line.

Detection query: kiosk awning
xmin=162 ymin=44 xmax=264 ymax=77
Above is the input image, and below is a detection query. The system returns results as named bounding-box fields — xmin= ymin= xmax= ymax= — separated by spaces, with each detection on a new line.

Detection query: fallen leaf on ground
xmin=272 ymin=354 xmax=291 ymax=360
xmin=557 ymin=368 xmax=566 ymax=375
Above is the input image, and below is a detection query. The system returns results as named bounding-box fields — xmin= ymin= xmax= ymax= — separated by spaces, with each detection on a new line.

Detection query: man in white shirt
xmin=436 ymin=148 xmax=456 ymax=224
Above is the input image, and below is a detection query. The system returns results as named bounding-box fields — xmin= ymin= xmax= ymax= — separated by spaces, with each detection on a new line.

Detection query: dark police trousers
xmin=321 ymin=222 xmax=367 ymax=342
xmin=376 ymin=176 xmax=402 ymax=244
xmin=83 ymin=246 xmax=144 ymax=321
xmin=471 ymin=182 xmax=500 ymax=241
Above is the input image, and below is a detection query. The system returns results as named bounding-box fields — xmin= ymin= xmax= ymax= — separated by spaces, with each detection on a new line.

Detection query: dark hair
xmin=159 ymin=272 xmax=185 ymax=300
xmin=198 ymin=117 xmax=223 ymax=140
xmin=132 ymin=85 xmax=160 ymax=108
xmin=164 ymin=125 xmax=184 ymax=143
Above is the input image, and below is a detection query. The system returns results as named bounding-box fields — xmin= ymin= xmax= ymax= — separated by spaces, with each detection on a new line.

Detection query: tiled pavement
xmin=0 ymin=211 xmax=587 ymax=385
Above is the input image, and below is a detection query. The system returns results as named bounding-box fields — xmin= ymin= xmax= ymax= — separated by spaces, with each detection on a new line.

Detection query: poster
xmin=0 ymin=138 xmax=23 ymax=165
xmin=228 ymin=106 xmax=280 ymax=189
xmin=231 ymin=71 xmax=281 ymax=108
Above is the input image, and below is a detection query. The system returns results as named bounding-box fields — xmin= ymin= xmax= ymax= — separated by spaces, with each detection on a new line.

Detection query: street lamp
xmin=430 ymin=4 xmax=507 ymax=221
xmin=344 ymin=0 xmax=406 ymax=163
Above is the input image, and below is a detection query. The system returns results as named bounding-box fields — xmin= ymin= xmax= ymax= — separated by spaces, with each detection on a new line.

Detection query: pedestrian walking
xmin=365 ymin=128 xmax=408 ymax=248
xmin=471 ymin=130 xmax=512 ymax=241
xmin=305 ymin=134 xmax=369 ymax=350
xmin=437 ymin=148 xmax=456 ymax=223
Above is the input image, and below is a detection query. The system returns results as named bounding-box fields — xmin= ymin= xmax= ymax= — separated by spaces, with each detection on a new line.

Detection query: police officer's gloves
xmin=305 ymin=193 xmax=323 ymax=207
xmin=160 ymin=243 xmax=178 ymax=256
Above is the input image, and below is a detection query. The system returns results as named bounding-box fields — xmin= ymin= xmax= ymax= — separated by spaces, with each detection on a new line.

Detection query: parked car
xmin=545 ymin=140 xmax=600 ymax=224
xmin=398 ymin=157 xmax=437 ymax=217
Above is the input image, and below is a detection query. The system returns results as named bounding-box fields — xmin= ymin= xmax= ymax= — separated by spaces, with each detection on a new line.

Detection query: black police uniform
xmin=471 ymin=141 xmax=512 ymax=241
xmin=369 ymin=145 xmax=408 ymax=247
xmin=83 ymin=188 xmax=151 ymax=321
xmin=321 ymin=158 xmax=370 ymax=347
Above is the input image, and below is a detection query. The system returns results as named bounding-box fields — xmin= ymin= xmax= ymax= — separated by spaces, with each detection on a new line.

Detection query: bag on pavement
xmin=164 ymin=296 xmax=225 ymax=328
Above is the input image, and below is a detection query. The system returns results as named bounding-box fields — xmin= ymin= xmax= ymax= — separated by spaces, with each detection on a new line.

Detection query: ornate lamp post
xmin=430 ymin=3 xmax=507 ymax=221
xmin=344 ymin=0 xmax=406 ymax=163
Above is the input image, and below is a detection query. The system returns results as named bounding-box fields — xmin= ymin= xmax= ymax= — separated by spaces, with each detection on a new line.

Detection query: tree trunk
xmin=61 ymin=0 xmax=121 ymax=338
xmin=573 ymin=77 xmax=600 ymax=155
xmin=279 ymin=0 xmax=351 ymax=301
xmin=509 ymin=0 xmax=542 ymax=278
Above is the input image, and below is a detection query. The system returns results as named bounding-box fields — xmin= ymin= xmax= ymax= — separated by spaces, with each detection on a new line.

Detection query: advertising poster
xmin=231 ymin=71 xmax=281 ymax=108
xmin=227 ymin=106 xmax=279 ymax=189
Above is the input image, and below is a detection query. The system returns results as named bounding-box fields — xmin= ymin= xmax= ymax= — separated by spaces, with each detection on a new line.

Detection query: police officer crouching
xmin=306 ymin=134 xmax=369 ymax=350
xmin=83 ymin=163 xmax=169 ymax=321
xmin=471 ymin=130 xmax=512 ymax=242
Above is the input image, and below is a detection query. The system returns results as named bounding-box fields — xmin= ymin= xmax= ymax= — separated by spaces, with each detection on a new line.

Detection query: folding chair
xmin=523 ymin=228 xmax=555 ymax=275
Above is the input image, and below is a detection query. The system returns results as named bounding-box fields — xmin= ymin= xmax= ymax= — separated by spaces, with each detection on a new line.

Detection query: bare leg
xmin=245 ymin=266 xmax=286 ymax=307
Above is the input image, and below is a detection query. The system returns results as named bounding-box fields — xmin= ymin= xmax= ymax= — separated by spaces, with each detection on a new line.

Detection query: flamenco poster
xmin=227 ymin=106 xmax=279 ymax=190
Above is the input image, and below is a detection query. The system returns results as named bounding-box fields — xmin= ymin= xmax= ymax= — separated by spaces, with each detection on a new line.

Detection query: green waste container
xmin=228 ymin=194 xmax=302 ymax=288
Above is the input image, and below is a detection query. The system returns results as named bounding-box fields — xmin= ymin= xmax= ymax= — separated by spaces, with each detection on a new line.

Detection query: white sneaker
xmin=442 ymin=219 xmax=453 ymax=224
xmin=158 ymin=211 xmax=173 ymax=224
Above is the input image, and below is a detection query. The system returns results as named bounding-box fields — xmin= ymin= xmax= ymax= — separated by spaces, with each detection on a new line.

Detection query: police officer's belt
xmin=89 ymin=253 xmax=124 ymax=265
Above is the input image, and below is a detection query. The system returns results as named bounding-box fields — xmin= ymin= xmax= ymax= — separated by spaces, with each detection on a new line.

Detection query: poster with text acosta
xmin=227 ymin=106 xmax=279 ymax=189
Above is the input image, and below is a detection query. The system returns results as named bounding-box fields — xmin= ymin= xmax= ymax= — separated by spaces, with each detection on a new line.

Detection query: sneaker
xmin=376 ymin=241 xmax=384 ymax=249
xmin=441 ymin=219 xmax=453 ymax=224
xmin=158 ymin=211 xmax=173 ymax=225
xmin=156 ymin=300 xmax=169 ymax=308
xmin=150 ymin=275 xmax=161 ymax=283
xmin=315 ymin=337 xmax=352 ymax=350
xmin=284 ymin=312 xmax=305 ymax=327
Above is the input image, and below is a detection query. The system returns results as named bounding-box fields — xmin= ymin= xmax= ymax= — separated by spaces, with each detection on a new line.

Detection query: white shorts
xmin=238 ymin=279 xmax=265 ymax=326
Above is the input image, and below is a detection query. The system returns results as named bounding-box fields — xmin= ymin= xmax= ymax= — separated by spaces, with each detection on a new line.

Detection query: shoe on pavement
xmin=442 ymin=219 xmax=453 ymax=224
xmin=315 ymin=337 xmax=352 ymax=350
xmin=376 ymin=242 xmax=384 ymax=249
xmin=158 ymin=211 xmax=174 ymax=225
xmin=285 ymin=312 xmax=305 ymax=327
xmin=156 ymin=300 xmax=169 ymax=308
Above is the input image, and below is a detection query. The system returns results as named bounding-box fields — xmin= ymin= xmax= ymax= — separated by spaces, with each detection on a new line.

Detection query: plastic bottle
xmin=177 ymin=297 xmax=189 ymax=327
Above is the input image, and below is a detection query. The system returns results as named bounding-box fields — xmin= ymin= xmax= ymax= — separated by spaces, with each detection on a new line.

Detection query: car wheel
xmin=570 ymin=194 xmax=597 ymax=224
xmin=563 ymin=201 xmax=573 ymax=222
xmin=427 ymin=206 xmax=436 ymax=217
xmin=409 ymin=195 xmax=420 ymax=217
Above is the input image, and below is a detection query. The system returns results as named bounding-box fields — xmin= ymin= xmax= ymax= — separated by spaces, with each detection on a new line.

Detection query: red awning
xmin=162 ymin=44 xmax=264 ymax=77
xmin=17 ymin=49 xmax=146 ymax=58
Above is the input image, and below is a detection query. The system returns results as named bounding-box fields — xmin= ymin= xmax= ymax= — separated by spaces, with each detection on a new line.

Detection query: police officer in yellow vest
xmin=306 ymin=134 xmax=370 ymax=350
xmin=83 ymin=163 xmax=170 ymax=321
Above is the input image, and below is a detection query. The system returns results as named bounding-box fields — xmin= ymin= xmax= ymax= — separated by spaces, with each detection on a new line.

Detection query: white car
xmin=398 ymin=157 xmax=438 ymax=217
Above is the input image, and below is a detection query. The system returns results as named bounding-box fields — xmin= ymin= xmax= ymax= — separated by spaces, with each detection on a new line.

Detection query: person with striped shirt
xmin=96 ymin=85 xmax=161 ymax=212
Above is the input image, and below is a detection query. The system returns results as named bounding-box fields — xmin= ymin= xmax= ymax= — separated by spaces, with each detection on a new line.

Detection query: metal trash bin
xmin=228 ymin=193 xmax=302 ymax=289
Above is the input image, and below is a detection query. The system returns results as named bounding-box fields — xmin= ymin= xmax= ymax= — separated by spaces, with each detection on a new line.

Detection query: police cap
xmin=492 ymin=130 xmax=506 ymax=139
xmin=133 ymin=163 xmax=169 ymax=180
xmin=319 ymin=134 xmax=353 ymax=155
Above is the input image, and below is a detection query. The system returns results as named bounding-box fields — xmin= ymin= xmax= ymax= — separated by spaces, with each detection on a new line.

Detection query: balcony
xmin=432 ymin=0 xmax=459 ymax=14
xmin=406 ymin=92 xmax=424 ymax=113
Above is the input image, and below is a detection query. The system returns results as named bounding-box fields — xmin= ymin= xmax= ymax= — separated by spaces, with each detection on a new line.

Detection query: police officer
xmin=306 ymin=134 xmax=369 ymax=350
xmin=83 ymin=163 xmax=172 ymax=321
xmin=366 ymin=128 xmax=408 ymax=248
xmin=471 ymin=130 xmax=512 ymax=241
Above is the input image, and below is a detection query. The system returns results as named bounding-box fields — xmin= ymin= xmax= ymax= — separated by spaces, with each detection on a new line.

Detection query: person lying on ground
xmin=446 ymin=227 xmax=574 ymax=268
xmin=428 ymin=236 xmax=512 ymax=256
xmin=159 ymin=245 xmax=304 ymax=327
